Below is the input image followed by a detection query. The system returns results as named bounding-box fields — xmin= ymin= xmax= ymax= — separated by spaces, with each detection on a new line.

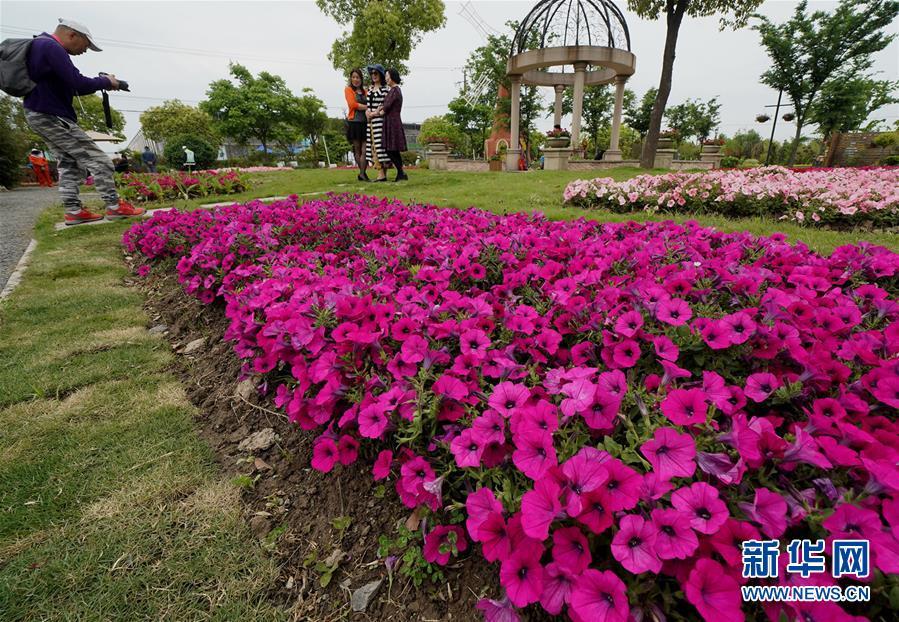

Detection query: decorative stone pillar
xmin=507 ymin=75 xmax=522 ymax=172
xmin=543 ymin=147 xmax=572 ymax=170
xmin=655 ymin=148 xmax=676 ymax=169
xmin=553 ymin=84 xmax=565 ymax=128
xmin=570 ymin=62 xmax=587 ymax=150
xmin=603 ymin=75 xmax=627 ymax=162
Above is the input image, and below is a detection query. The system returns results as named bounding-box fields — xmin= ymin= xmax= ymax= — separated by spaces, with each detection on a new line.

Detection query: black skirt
xmin=346 ymin=121 xmax=366 ymax=141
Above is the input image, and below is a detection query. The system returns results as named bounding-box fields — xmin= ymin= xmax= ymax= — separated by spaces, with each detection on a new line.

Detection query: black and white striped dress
xmin=367 ymin=85 xmax=389 ymax=166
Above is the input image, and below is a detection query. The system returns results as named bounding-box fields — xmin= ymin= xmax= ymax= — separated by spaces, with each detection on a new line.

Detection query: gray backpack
xmin=0 ymin=38 xmax=37 ymax=97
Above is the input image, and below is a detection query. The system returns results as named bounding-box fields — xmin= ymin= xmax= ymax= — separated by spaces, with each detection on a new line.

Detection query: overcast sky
xmin=3 ymin=0 xmax=897 ymax=150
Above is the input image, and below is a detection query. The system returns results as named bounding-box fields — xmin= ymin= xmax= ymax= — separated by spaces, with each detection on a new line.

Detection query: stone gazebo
xmin=506 ymin=0 xmax=636 ymax=171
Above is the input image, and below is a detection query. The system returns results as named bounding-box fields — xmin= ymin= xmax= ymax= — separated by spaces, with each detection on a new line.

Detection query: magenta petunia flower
xmin=656 ymin=297 xmax=693 ymax=326
xmin=311 ymin=436 xmax=338 ymax=473
xmin=653 ymin=335 xmax=680 ymax=361
xmin=399 ymin=455 xmax=435 ymax=496
xmin=552 ymin=526 xmax=592 ymax=574
xmin=660 ymin=388 xmax=707 ymax=426
xmin=466 ymin=487 xmax=503 ymax=540
xmin=614 ymin=310 xmax=644 ymax=337
xmin=873 ymin=375 xmax=899 ymax=408
xmin=561 ymin=450 xmax=610 ymax=516
xmin=739 ymin=488 xmax=788 ymax=538
xmin=512 ymin=429 xmax=557 ymax=480
xmin=744 ymin=372 xmax=781 ymax=403
xmin=358 ymin=403 xmax=389 ymax=438
xmin=560 ymin=378 xmax=596 ymax=417
xmin=459 ymin=328 xmax=491 ymax=359
xmin=612 ymin=339 xmax=641 ymax=368
xmin=540 ymin=561 xmax=576 ymax=616
xmin=372 ymin=449 xmax=393 ymax=480
xmin=576 ymin=488 xmax=615 ymax=535
xmin=611 ymin=514 xmax=662 ymax=574
xmin=822 ymin=503 xmax=883 ymax=540
xmin=489 ymin=381 xmax=530 ymax=418
xmin=451 ymin=428 xmax=484 ymax=468
xmin=601 ymin=459 xmax=643 ymax=512
xmin=423 ymin=525 xmax=467 ymax=566
xmin=471 ymin=409 xmax=506 ymax=446
xmin=685 ymin=559 xmax=744 ymax=622
xmin=641 ymin=427 xmax=697 ymax=481
xmin=520 ymin=477 xmax=563 ymax=540
xmin=433 ymin=374 xmax=469 ymax=401
xmin=336 ymin=435 xmax=359 ymax=465
xmin=569 ymin=568 xmax=630 ymax=622
xmin=720 ymin=311 xmax=757 ymax=345
xmin=478 ymin=511 xmax=512 ymax=562
xmin=700 ymin=320 xmax=732 ymax=350
xmin=499 ymin=539 xmax=545 ymax=607
xmin=476 ymin=596 xmax=520 ymax=622
xmin=671 ymin=482 xmax=729 ymax=535
xmin=650 ymin=508 xmax=699 ymax=560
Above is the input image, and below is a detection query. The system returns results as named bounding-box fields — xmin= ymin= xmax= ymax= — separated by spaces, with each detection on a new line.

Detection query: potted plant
xmin=701 ymin=136 xmax=725 ymax=154
xmin=418 ymin=116 xmax=459 ymax=152
xmin=657 ymin=129 xmax=679 ymax=150
xmin=545 ymin=127 xmax=571 ymax=148
xmin=488 ymin=153 xmax=503 ymax=171
xmin=756 ymin=114 xmax=771 ymax=123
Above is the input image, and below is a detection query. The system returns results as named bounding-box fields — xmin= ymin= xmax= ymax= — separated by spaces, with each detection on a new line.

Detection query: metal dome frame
xmin=503 ymin=0 xmax=637 ymax=170
xmin=512 ymin=0 xmax=632 ymax=55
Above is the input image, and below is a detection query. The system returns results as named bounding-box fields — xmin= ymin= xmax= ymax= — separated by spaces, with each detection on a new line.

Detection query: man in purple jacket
xmin=24 ymin=19 xmax=145 ymax=225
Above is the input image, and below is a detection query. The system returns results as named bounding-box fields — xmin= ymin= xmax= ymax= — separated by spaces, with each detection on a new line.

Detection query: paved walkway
xmin=0 ymin=186 xmax=58 ymax=290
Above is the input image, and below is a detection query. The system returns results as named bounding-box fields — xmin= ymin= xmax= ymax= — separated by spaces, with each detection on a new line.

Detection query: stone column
xmin=553 ymin=84 xmax=565 ymax=128
xmin=603 ymin=75 xmax=627 ymax=161
xmin=507 ymin=75 xmax=522 ymax=172
xmin=570 ymin=62 xmax=587 ymax=150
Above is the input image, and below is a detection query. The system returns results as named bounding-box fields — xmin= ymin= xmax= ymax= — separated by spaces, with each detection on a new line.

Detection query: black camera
xmin=98 ymin=72 xmax=129 ymax=92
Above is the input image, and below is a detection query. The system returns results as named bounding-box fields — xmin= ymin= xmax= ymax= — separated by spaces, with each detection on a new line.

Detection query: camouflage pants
xmin=24 ymin=109 xmax=119 ymax=214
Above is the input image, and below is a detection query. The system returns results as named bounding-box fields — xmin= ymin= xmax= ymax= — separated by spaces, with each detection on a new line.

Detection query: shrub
xmin=419 ymin=116 xmax=464 ymax=147
xmin=125 ymin=194 xmax=899 ymax=622
xmin=719 ymin=155 xmax=740 ymax=168
xmin=401 ymin=150 xmax=419 ymax=166
xmin=739 ymin=158 xmax=761 ymax=168
xmin=163 ymin=134 xmax=217 ymax=170
xmin=881 ymin=155 xmax=899 ymax=166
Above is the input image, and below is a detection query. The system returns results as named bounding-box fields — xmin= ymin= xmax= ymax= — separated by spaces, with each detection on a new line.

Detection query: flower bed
xmin=124 ymin=194 xmax=899 ymax=621
xmin=564 ymin=166 xmax=899 ymax=229
xmin=116 ymin=170 xmax=250 ymax=203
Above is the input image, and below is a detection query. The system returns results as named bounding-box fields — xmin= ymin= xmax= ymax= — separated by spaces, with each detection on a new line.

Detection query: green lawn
xmin=1 ymin=167 xmax=895 ymax=620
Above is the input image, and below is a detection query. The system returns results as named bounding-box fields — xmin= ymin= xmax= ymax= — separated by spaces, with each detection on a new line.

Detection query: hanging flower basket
xmin=782 ymin=112 xmax=795 ymax=122
xmin=756 ymin=114 xmax=771 ymax=123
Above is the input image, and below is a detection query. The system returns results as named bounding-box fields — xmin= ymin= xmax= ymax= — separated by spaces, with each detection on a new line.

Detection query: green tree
xmin=294 ymin=90 xmax=330 ymax=160
xmin=447 ymin=96 xmax=493 ymax=159
xmin=316 ymin=0 xmax=446 ymax=75
xmin=163 ymin=134 xmax=217 ymax=170
xmin=0 ymin=95 xmax=33 ymax=188
xmin=73 ymin=94 xmax=126 ymax=138
xmin=809 ymin=76 xmax=899 ymax=139
xmin=555 ymin=85 xmax=636 ymax=156
xmin=140 ymin=100 xmax=218 ymax=145
xmin=201 ymin=63 xmax=304 ymax=155
xmin=665 ymin=97 xmax=721 ymax=142
xmin=628 ymin=0 xmax=764 ymax=168
xmin=723 ymin=129 xmax=766 ymax=160
xmin=754 ymin=0 xmax=899 ymax=164
xmin=625 ymin=88 xmax=657 ymax=137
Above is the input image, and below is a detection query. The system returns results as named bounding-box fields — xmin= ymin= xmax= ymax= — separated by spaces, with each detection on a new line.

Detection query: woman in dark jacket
xmin=344 ymin=68 xmax=368 ymax=181
xmin=379 ymin=68 xmax=408 ymax=182
xmin=365 ymin=65 xmax=389 ymax=182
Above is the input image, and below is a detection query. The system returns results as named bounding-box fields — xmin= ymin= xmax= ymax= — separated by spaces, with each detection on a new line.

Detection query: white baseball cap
xmin=58 ymin=18 xmax=102 ymax=51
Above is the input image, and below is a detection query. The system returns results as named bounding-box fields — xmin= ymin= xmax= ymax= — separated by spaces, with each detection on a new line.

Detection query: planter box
xmin=657 ymin=138 xmax=675 ymax=150
xmin=488 ymin=159 xmax=503 ymax=172
xmin=427 ymin=142 xmax=447 ymax=153
xmin=546 ymin=137 xmax=571 ymax=149
xmin=701 ymin=144 xmax=722 ymax=154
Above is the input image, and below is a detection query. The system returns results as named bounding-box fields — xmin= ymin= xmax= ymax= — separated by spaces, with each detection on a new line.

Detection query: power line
xmin=0 ymin=24 xmax=462 ymax=71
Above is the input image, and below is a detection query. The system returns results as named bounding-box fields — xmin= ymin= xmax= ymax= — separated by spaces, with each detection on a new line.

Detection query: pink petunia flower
xmin=739 ymin=488 xmax=788 ymax=538
xmin=660 ymin=388 xmax=708 ymax=426
xmin=569 ymin=569 xmax=630 ymax=622
xmin=451 ymin=428 xmax=484 ymax=468
xmin=475 ymin=596 xmax=520 ymax=622
xmin=612 ymin=339 xmax=641 ymax=368
xmin=489 ymin=381 xmax=530 ymax=418
xmin=552 ymin=526 xmax=592 ymax=574
xmin=685 ymin=559 xmax=744 ymax=622
xmin=520 ymin=477 xmax=563 ymax=540
xmin=336 ymin=435 xmax=359 ymax=465
xmin=512 ymin=429 xmax=558 ymax=480
xmin=499 ymin=539 xmax=545 ymax=607
xmin=311 ymin=436 xmax=338 ymax=473
xmin=423 ymin=525 xmax=468 ymax=566
xmin=656 ymin=297 xmax=693 ymax=326
xmin=466 ymin=487 xmax=503 ymax=540
xmin=611 ymin=514 xmax=662 ymax=574
xmin=373 ymin=449 xmax=393 ymax=480
xmin=471 ymin=410 xmax=506 ymax=446
xmin=601 ymin=459 xmax=643 ymax=512
xmin=744 ymin=372 xmax=781 ymax=403
xmin=614 ymin=310 xmax=644 ymax=337
xmin=576 ymin=487 xmax=615 ymax=535
xmin=641 ymin=427 xmax=697 ymax=481
xmin=560 ymin=378 xmax=596 ymax=417
xmin=478 ymin=511 xmax=512 ymax=562
xmin=358 ymin=403 xmax=389 ymax=438
xmin=561 ymin=450 xmax=610 ymax=516
xmin=540 ymin=561 xmax=576 ymax=616
xmin=650 ymin=508 xmax=699 ymax=560
xmin=671 ymin=482 xmax=729 ymax=535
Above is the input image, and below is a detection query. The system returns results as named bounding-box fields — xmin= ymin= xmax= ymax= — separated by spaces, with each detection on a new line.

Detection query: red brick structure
xmin=484 ymin=85 xmax=512 ymax=159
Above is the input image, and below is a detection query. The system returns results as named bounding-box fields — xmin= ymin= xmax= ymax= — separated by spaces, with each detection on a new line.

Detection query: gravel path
xmin=0 ymin=186 xmax=58 ymax=290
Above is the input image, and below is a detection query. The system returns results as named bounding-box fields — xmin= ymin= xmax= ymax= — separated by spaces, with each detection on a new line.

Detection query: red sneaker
xmin=105 ymin=200 xmax=146 ymax=220
xmin=64 ymin=209 xmax=104 ymax=226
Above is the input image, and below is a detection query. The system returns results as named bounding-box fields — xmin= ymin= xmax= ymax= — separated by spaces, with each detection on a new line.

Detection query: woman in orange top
xmin=344 ymin=68 xmax=369 ymax=182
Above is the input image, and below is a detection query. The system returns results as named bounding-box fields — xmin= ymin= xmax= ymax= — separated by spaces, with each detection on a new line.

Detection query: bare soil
xmin=137 ymin=268 xmax=497 ymax=622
